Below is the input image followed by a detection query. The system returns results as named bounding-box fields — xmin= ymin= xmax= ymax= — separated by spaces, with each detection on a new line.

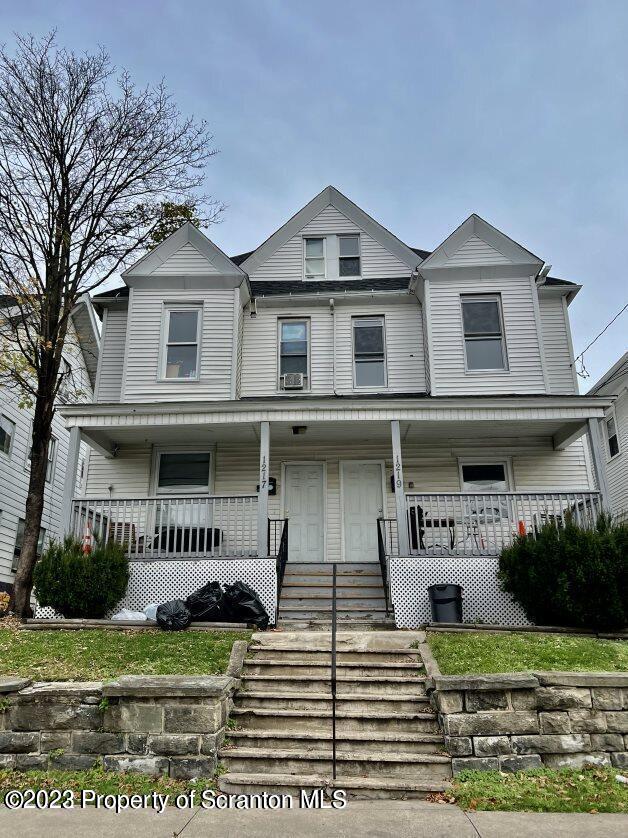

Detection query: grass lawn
xmin=0 ymin=766 xmax=216 ymax=800
xmin=428 ymin=631 xmax=628 ymax=675
xmin=452 ymin=766 xmax=628 ymax=813
xmin=0 ymin=627 xmax=251 ymax=681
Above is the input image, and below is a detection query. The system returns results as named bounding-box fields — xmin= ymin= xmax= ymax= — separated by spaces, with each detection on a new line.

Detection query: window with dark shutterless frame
xmin=0 ymin=415 xmax=15 ymax=456
xmin=339 ymin=235 xmax=360 ymax=277
xmin=461 ymin=295 xmax=507 ymax=371
xmin=353 ymin=317 xmax=386 ymax=388
xmin=279 ymin=320 xmax=309 ymax=386
xmin=606 ymin=413 xmax=620 ymax=458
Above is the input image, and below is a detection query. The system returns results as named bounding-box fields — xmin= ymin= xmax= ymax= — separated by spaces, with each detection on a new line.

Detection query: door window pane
xmin=0 ymin=415 xmax=15 ymax=455
xmin=157 ymin=452 xmax=211 ymax=493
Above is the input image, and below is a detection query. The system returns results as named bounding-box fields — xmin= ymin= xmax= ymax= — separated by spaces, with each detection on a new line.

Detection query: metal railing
xmin=403 ymin=491 xmax=602 ymax=557
xmin=70 ymin=495 xmax=259 ymax=559
xmin=376 ymin=519 xmax=392 ymax=616
xmin=271 ymin=519 xmax=289 ymax=608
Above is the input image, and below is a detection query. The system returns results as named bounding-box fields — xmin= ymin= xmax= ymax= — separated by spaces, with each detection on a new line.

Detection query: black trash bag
xmin=222 ymin=581 xmax=269 ymax=630
xmin=185 ymin=581 xmax=226 ymax=622
xmin=156 ymin=599 xmax=192 ymax=631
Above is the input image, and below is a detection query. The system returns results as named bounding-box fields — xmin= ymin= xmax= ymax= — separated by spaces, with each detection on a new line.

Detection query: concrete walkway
xmin=1 ymin=801 xmax=627 ymax=837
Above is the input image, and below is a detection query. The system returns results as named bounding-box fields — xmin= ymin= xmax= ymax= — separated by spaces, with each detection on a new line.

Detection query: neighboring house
xmin=588 ymin=351 xmax=628 ymax=523
xmin=0 ymin=295 xmax=100 ymax=594
xmin=56 ymin=186 xmax=613 ymax=625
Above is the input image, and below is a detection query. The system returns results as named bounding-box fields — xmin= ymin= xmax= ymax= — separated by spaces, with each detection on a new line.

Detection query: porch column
xmin=61 ymin=427 xmax=81 ymax=536
xmin=257 ymin=421 xmax=270 ymax=556
xmin=586 ymin=417 xmax=611 ymax=510
xmin=391 ymin=420 xmax=410 ymax=556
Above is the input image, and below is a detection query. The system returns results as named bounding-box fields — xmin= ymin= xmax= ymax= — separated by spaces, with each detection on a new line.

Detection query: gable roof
xmin=588 ymin=351 xmax=628 ymax=396
xmin=240 ymin=186 xmax=423 ymax=276
xmin=418 ymin=213 xmax=544 ymax=274
xmin=123 ymin=222 xmax=245 ymax=279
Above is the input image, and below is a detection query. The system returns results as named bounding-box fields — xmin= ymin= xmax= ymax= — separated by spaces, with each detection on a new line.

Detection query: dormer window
xmin=339 ymin=235 xmax=360 ymax=276
xmin=304 ymin=238 xmax=325 ymax=278
xmin=161 ymin=305 xmax=202 ymax=380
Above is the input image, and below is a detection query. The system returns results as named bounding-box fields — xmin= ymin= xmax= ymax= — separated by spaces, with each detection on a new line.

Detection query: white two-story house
xmin=0 ymin=295 xmax=99 ymax=595
xmin=56 ymin=187 xmax=613 ymax=626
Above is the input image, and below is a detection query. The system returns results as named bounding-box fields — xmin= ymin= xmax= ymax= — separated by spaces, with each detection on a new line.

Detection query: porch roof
xmin=59 ymin=394 xmax=611 ymax=456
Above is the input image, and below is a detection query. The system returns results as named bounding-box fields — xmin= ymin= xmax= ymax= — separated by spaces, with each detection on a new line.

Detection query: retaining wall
xmin=428 ymin=672 xmax=628 ymax=773
xmin=0 ymin=673 xmax=238 ymax=779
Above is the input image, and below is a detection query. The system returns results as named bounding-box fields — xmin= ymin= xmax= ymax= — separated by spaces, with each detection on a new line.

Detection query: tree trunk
xmin=10 ymin=397 xmax=53 ymax=618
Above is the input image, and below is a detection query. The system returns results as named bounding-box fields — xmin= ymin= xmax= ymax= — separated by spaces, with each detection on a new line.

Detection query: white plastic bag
xmin=143 ymin=603 xmax=159 ymax=621
xmin=111 ymin=609 xmax=147 ymax=621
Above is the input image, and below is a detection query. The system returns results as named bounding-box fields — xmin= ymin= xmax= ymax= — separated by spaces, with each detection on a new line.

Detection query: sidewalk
xmin=1 ymin=801 xmax=627 ymax=838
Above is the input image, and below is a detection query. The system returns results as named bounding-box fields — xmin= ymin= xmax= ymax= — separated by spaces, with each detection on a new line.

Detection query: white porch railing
xmin=70 ymin=495 xmax=259 ymax=559
xmin=388 ymin=491 xmax=602 ymax=557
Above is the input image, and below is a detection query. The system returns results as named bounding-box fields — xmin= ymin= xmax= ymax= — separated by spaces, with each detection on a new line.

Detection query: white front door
xmin=341 ymin=461 xmax=384 ymax=562
xmin=284 ymin=463 xmax=325 ymax=562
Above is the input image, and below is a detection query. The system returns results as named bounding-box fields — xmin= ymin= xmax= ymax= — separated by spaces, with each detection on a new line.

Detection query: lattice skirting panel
xmin=390 ymin=556 xmax=530 ymax=628
xmin=35 ymin=558 xmax=277 ymax=624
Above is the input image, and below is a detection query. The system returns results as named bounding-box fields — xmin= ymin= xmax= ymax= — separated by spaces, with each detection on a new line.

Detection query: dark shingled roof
xmin=250 ymin=278 xmax=411 ymax=296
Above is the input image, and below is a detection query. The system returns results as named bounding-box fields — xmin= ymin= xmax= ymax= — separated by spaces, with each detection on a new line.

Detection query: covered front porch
xmin=58 ymin=396 xmax=612 ymax=625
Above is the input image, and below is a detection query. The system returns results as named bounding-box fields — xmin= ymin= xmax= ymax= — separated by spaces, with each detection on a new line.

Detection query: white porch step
xmin=218 ymin=772 xmax=451 ymax=799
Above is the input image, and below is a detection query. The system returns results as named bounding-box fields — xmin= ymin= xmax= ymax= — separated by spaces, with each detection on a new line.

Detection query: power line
xmin=574 ymin=302 xmax=628 ymax=379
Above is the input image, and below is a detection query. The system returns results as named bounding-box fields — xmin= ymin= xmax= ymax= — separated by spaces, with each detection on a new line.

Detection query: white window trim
xmin=351 ymin=315 xmax=388 ymax=390
xmin=604 ymin=407 xmax=621 ymax=462
xmin=303 ymin=236 xmax=327 ymax=280
xmin=460 ymin=294 xmax=509 ymax=374
xmin=277 ymin=318 xmax=311 ymax=392
xmin=338 ymin=234 xmax=362 ymax=278
xmin=46 ymin=436 xmax=57 ymax=484
xmin=158 ymin=303 xmax=203 ymax=382
xmin=457 ymin=457 xmax=514 ymax=492
xmin=150 ymin=445 xmax=215 ymax=496
xmin=0 ymin=414 xmax=15 ymax=459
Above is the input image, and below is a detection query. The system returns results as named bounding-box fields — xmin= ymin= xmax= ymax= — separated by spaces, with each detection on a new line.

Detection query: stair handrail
xmin=331 ymin=561 xmax=337 ymax=781
xmin=273 ymin=518 xmax=289 ymax=614
xmin=376 ymin=519 xmax=391 ymax=617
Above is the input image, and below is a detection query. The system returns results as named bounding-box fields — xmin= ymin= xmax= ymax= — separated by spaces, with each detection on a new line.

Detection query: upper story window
xmin=353 ymin=316 xmax=386 ymax=388
xmin=605 ymin=412 xmax=620 ymax=459
xmin=0 ymin=415 xmax=15 ymax=457
xmin=279 ymin=320 xmax=309 ymax=389
xmin=57 ymin=358 xmax=72 ymax=403
xmin=12 ymin=518 xmax=46 ymax=572
xmin=304 ymin=238 xmax=325 ymax=279
xmin=339 ymin=235 xmax=361 ymax=277
xmin=162 ymin=305 xmax=201 ymax=380
xmin=461 ymin=294 xmax=507 ymax=371
xmin=27 ymin=435 xmax=57 ymax=483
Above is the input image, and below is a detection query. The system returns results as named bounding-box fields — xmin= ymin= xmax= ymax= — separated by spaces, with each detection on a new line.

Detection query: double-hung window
xmin=26 ymin=435 xmax=56 ymax=483
xmin=605 ymin=412 xmax=620 ymax=459
xmin=461 ymin=295 xmax=507 ymax=371
xmin=0 ymin=415 xmax=15 ymax=456
xmin=304 ymin=238 xmax=325 ymax=279
xmin=279 ymin=320 xmax=309 ymax=387
xmin=12 ymin=519 xmax=46 ymax=572
xmin=339 ymin=235 xmax=360 ymax=277
xmin=162 ymin=306 xmax=201 ymax=379
xmin=353 ymin=317 xmax=386 ymax=388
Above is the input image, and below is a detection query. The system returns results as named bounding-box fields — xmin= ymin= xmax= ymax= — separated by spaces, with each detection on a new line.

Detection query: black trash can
xmin=428 ymin=584 xmax=463 ymax=623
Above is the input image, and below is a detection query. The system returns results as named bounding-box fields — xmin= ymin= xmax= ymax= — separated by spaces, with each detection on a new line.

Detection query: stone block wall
xmin=0 ymin=674 xmax=236 ymax=780
xmin=428 ymin=672 xmax=628 ymax=774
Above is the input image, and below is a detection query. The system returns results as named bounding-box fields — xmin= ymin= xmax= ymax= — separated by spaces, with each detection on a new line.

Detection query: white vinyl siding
xmin=539 ymin=295 xmax=577 ymax=394
xmin=240 ymin=300 xmax=425 ymax=397
xmin=122 ymin=288 xmax=236 ymax=402
xmin=604 ymin=391 xmax=628 ymax=519
xmin=96 ymin=308 xmax=128 ymax=403
xmin=248 ymin=205 xmax=411 ymax=281
xmin=427 ymin=275 xmax=546 ymax=395
xmin=446 ymin=235 xmax=511 ymax=267
xmin=150 ymin=243 xmax=220 ymax=275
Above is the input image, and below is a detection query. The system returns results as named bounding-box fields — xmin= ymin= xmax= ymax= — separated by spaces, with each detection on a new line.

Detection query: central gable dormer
xmin=242 ymin=186 xmax=422 ymax=282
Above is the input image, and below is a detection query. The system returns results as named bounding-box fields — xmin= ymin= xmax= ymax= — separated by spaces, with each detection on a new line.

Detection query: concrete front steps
xmin=218 ymin=630 xmax=452 ymax=800
xmin=278 ymin=562 xmax=392 ymax=623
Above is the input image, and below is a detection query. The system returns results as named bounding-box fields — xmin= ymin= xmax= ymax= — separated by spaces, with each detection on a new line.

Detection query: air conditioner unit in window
xmin=281 ymin=373 xmax=304 ymax=390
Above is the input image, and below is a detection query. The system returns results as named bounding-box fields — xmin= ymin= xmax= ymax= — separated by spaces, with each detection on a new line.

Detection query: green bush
xmin=498 ymin=515 xmax=628 ymax=630
xmin=33 ymin=537 xmax=130 ymax=619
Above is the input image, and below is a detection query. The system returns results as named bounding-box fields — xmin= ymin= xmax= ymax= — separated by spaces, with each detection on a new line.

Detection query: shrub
xmin=34 ymin=537 xmax=130 ymax=619
xmin=498 ymin=514 xmax=628 ymax=630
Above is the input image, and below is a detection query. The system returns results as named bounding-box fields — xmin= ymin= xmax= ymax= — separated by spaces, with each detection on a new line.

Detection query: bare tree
xmin=0 ymin=33 xmax=223 ymax=616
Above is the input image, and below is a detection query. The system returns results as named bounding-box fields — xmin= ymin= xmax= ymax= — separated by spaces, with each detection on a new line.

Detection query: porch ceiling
xmin=76 ymin=416 xmax=589 ymax=455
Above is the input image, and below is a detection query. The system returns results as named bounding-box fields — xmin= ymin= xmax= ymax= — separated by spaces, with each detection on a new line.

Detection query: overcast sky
xmin=2 ymin=0 xmax=627 ymax=389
